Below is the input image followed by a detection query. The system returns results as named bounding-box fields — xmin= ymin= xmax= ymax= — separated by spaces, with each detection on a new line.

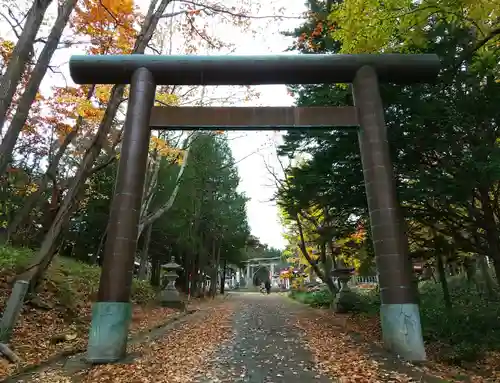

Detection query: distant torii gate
xmin=69 ymin=53 xmax=440 ymax=364
xmin=242 ymin=256 xmax=281 ymax=286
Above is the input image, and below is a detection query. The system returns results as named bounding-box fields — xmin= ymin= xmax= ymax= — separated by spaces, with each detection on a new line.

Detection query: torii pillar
xmin=246 ymin=263 xmax=251 ymax=284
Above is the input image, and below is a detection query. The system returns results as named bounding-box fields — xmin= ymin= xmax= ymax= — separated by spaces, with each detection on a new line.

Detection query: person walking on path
xmin=265 ymin=280 xmax=271 ymax=294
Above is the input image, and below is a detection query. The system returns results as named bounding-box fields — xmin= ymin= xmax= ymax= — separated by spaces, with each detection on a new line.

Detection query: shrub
xmin=290 ymin=287 xmax=333 ymax=307
xmin=417 ymin=275 xmax=500 ymax=364
xmin=309 ymin=288 xmax=333 ymax=307
xmin=349 ymin=275 xmax=500 ymax=365
xmin=131 ymin=279 xmax=157 ymax=305
xmin=292 ymin=273 xmax=500 ymax=365
xmin=352 ymin=288 xmax=380 ymax=314
xmin=0 ymin=246 xmax=32 ymax=272
xmin=334 ymin=290 xmax=365 ymax=313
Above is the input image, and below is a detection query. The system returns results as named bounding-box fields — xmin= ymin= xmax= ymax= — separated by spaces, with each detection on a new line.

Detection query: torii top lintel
xmin=69 ymin=54 xmax=441 ymax=86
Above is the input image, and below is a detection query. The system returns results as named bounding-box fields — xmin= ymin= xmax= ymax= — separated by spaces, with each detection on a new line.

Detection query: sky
xmin=156 ymin=0 xmax=307 ymax=250
xmin=0 ymin=0 xmax=308 ymax=250
xmin=184 ymin=0 xmax=307 ymax=250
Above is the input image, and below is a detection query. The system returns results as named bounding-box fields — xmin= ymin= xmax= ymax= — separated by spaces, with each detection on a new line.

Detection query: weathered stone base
xmin=159 ymin=289 xmax=186 ymax=310
xmin=380 ymin=303 xmax=426 ymax=362
xmin=87 ymin=302 xmax=132 ymax=364
xmin=333 ymin=290 xmax=361 ymax=313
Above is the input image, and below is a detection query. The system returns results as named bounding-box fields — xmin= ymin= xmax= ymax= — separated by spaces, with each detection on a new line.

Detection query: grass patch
xmin=0 ymin=245 xmax=156 ymax=309
xmin=289 ymin=288 xmax=333 ymax=307
xmin=0 ymin=246 xmax=184 ymax=380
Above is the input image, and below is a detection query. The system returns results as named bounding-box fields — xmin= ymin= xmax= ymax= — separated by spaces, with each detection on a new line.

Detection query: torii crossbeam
xmin=149 ymin=106 xmax=358 ymax=130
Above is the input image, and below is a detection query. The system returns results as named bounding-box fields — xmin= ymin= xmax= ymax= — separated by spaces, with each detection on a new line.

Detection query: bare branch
xmin=455 ymin=26 xmax=500 ymax=69
xmin=0 ymin=12 xmax=21 ymax=38
xmin=186 ymin=15 xmax=221 ymax=49
xmin=147 ymin=43 xmax=162 ymax=55
xmin=178 ymin=0 xmax=304 ymax=20
xmin=160 ymin=9 xmax=189 ymax=19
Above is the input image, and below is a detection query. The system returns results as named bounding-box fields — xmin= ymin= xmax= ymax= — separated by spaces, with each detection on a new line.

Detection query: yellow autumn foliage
xmin=149 ymin=136 xmax=185 ymax=163
xmin=330 ymin=0 xmax=500 ymax=55
xmin=154 ymin=92 xmax=179 ymax=107
xmin=0 ymin=39 xmax=15 ymax=63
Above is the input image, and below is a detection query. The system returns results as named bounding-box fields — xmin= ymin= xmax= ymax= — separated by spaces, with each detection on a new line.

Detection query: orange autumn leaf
xmin=71 ymin=0 xmax=137 ymax=55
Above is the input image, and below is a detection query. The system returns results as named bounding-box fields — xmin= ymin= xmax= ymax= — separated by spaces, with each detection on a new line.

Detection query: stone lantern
xmin=160 ymin=256 xmax=184 ymax=310
xmin=331 ymin=267 xmax=355 ymax=313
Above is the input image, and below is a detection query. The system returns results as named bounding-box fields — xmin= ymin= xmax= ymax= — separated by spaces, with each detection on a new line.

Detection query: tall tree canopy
xmin=0 ymin=0 xmax=266 ymax=295
xmin=278 ymin=0 xmax=500 ymax=289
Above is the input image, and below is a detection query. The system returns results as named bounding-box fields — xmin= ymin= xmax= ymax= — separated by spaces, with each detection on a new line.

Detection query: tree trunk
xmin=91 ymin=221 xmax=108 ymax=264
xmin=138 ymin=224 xmax=152 ymax=280
xmin=137 ymin=136 xmax=192 ymax=237
xmin=6 ymin=82 xmax=94 ymax=240
xmin=209 ymin=239 xmax=216 ymax=297
xmin=0 ymin=0 xmax=53 ymax=152
xmin=319 ymin=241 xmax=333 ymax=283
xmin=436 ymin=249 xmax=452 ymax=310
xmin=192 ymin=253 xmax=200 ymax=297
xmin=220 ymin=258 xmax=227 ymax=294
xmin=478 ymin=186 xmax=500 ymax=282
xmin=328 ymin=241 xmax=338 ymax=269
xmin=150 ymin=251 xmax=161 ymax=287
xmin=463 ymin=256 xmax=480 ymax=291
xmin=0 ymin=0 xmax=78 ymax=177
xmin=15 ymin=0 xmax=172 ymax=285
xmin=477 ymin=254 xmax=496 ymax=296
xmin=182 ymin=250 xmax=190 ymax=293
xmin=139 ymin=151 xmax=160 ymax=221
xmin=296 ymin=215 xmax=336 ymax=294
xmin=210 ymin=243 xmax=220 ymax=298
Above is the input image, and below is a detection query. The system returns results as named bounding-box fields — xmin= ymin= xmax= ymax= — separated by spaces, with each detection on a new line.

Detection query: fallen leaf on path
xmin=75 ymin=302 xmax=236 ymax=382
xmin=347 ymin=312 xmax=498 ymax=381
xmin=294 ymin=309 xmax=489 ymax=383
xmin=0 ymin=289 xmax=225 ymax=380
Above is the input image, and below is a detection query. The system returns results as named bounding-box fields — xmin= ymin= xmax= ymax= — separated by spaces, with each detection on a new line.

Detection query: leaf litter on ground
xmin=26 ymin=300 xmax=236 ymax=383
xmin=0 ymin=269 xmax=226 ymax=381
xmin=0 ymin=302 xmax=178 ymax=379
xmin=294 ymin=309 xmax=492 ymax=383
xmin=347 ymin=312 xmax=500 ymax=382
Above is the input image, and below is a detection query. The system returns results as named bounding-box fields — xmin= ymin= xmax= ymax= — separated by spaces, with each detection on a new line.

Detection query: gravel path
xmin=196 ymin=292 xmax=332 ymax=383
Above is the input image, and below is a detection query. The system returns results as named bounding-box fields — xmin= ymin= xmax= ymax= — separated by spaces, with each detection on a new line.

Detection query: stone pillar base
xmin=160 ymin=290 xmax=185 ymax=310
xmin=380 ymin=303 xmax=426 ymax=362
xmin=87 ymin=302 xmax=132 ymax=364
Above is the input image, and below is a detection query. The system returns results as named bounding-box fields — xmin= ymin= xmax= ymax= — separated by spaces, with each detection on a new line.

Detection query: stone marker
xmin=0 ymin=280 xmax=29 ymax=342
xmin=160 ymin=256 xmax=185 ymax=310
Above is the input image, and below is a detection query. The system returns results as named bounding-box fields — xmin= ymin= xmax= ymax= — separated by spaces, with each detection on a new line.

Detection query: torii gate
xmin=242 ymin=256 xmax=282 ymax=286
xmin=69 ymin=53 xmax=440 ymax=364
